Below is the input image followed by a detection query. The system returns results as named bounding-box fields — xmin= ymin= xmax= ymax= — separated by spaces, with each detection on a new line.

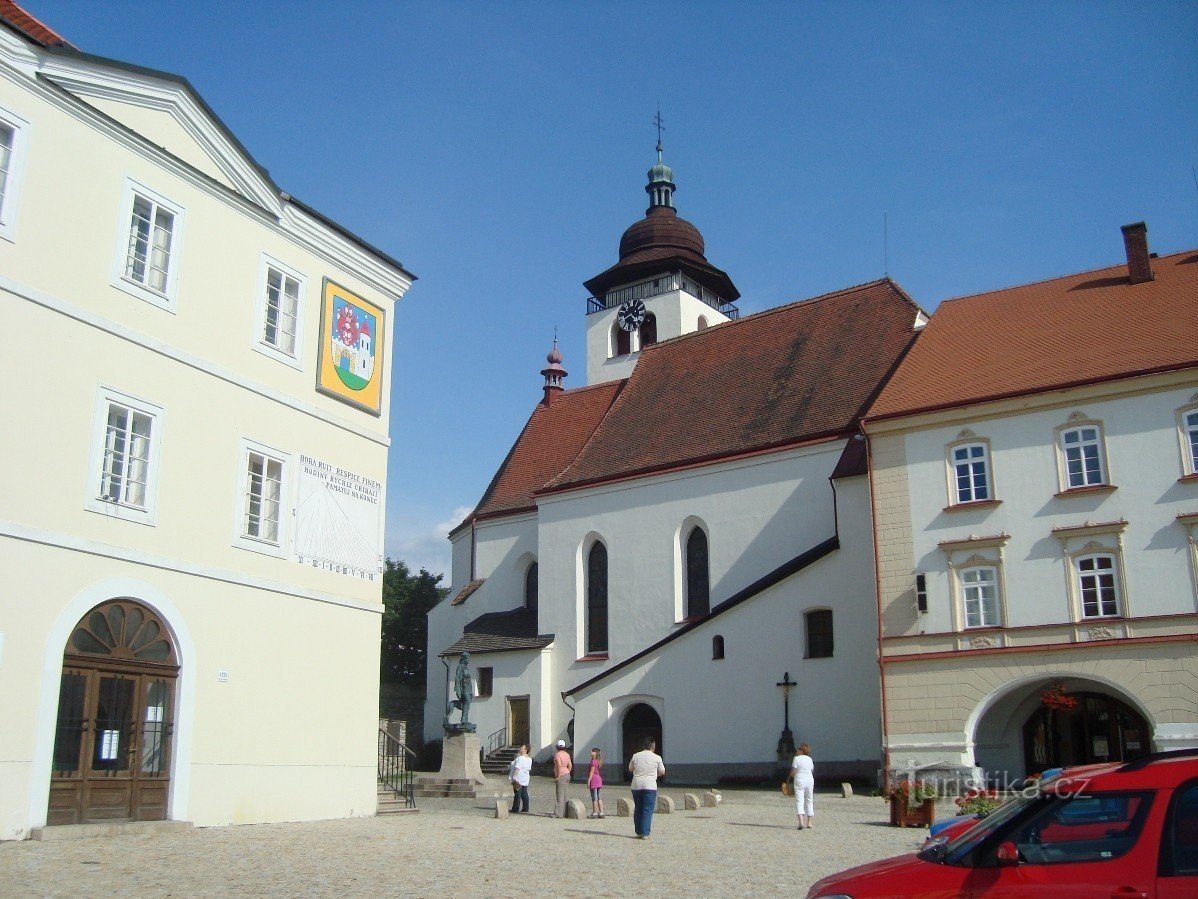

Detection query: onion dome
xmin=541 ymin=337 xmax=567 ymax=405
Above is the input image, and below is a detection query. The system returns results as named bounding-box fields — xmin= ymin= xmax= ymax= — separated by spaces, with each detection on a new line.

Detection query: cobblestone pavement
xmin=1 ymin=777 xmax=948 ymax=897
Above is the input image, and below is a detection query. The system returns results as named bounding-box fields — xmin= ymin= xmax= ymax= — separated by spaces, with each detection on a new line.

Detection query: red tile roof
xmin=544 ymin=279 xmax=922 ymax=492
xmin=459 ymin=380 xmax=624 ymax=528
xmin=868 ymin=249 xmax=1198 ymax=421
xmin=0 ymin=0 xmax=73 ymax=47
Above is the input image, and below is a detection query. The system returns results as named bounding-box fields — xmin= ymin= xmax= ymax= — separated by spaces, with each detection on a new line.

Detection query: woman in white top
xmin=790 ymin=742 xmax=815 ymax=829
xmin=508 ymin=744 xmax=532 ymax=813
xmin=627 ymin=737 xmax=666 ymax=839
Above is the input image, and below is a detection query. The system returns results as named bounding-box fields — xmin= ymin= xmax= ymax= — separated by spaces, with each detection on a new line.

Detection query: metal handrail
xmin=485 ymin=726 xmax=508 ymax=757
xmin=378 ymin=727 xmax=416 ymax=808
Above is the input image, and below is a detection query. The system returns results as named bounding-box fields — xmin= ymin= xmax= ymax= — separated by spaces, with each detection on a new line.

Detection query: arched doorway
xmin=621 ymin=703 xmax=662 ymax=783
xmin=47 ymin=599 xmax=178 ymax=825
xmin=1023 ymin=691 xmax=1150 ymax=772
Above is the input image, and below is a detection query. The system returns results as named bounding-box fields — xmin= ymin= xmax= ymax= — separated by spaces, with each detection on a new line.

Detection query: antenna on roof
xmin=883 ymin=212 xmax=889 ymax=277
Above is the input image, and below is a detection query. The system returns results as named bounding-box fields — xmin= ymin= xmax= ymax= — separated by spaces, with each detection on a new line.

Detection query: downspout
xmin=561 ymin=692 xmax=576 ymax=778
xmin=470 ymin=518 xmax=477 ymax=581
xmin=442 ymin=656 xmax=451 ymax=727
xmin=862 ymin=427 xmax=893 ymax=786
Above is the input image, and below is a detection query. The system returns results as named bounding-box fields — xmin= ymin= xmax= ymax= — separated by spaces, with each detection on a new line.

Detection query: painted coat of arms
xmin=316 ymin=278 xmax=384 ymax=415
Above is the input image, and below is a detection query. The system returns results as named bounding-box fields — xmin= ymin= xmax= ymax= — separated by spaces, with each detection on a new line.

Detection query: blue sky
xmin=31 ymin=1 xmax=1198 ymax=578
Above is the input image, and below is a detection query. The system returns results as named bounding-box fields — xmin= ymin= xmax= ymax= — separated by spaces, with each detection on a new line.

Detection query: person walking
xmin=587 ymin=748 xmax=605 ymax=818
xmin=552 ymin=739 xmax=573 ymax=818
xmin=790 ymin=742 xmax=815 ymax=829
xmin=628 ymin=737 xmax=665 ymax=839
xmin=508 ymin=744 xmax=531 ymax=814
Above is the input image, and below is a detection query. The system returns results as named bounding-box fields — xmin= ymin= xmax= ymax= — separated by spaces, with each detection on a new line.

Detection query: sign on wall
xmin=316 ymin=278 xmax=385 ymax=415
xmin=295 ymin=454 xmax=382 ymax=581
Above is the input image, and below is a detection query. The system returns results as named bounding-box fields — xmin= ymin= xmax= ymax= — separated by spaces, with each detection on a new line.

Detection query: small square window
xmin=477 ymin=667 xmax=493 ymax=697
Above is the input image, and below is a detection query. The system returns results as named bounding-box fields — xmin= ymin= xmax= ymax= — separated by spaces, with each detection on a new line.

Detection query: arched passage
xmin=972 ymin=675 xmax=1152 ymax=784
xmin=621 ymin=703 xmax=662 ymax=783
xmin=48 ymin=599 xmax=179 ymax=825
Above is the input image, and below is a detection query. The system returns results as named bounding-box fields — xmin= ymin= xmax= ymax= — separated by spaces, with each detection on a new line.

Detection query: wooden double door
xmin=48 ymin=600 xmax=178 ymax=826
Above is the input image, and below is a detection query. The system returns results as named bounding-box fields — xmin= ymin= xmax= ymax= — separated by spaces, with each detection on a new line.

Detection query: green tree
xmin=380 ymin=558 xmax=449 ymax=684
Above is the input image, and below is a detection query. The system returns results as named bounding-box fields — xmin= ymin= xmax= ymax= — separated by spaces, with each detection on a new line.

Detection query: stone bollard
xmin=565 ymin=799 xmax=586 ymax=819
xmin=655 ymin=794 xmax=675 ymax=814
xmin=841 ymin=782 xmax=853 ymax=798
xmin=494 ymin=798 xmax=509 ymax=819
xmin=616 ymin=796 xmax=633 ymax=817
xmin=684 ymin=793 xmax=700 ymax=810
xmin=702 ymin=791 xmax=721 ymax=808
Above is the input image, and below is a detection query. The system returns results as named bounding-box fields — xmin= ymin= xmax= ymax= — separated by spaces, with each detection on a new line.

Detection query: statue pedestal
xmin=438 ymin=730 xmax=486 ymax=786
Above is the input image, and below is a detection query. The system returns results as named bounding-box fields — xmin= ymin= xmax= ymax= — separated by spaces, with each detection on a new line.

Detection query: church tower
xmin=583 ymin=130 xmax=740 ymax=385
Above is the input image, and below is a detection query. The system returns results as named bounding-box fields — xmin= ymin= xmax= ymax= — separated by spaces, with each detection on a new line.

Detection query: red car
xmin=807 ymin=749 xmax=1198 ymax=898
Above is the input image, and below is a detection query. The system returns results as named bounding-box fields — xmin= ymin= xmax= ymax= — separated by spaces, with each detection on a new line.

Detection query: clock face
xmin=617 ymin=298 xmax=646 ymax=332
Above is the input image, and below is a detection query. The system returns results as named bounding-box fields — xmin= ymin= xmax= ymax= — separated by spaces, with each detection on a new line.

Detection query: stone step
xmin=376 ymin=797 xmax=419 ymax=815
xmin=30 ymin=820 xmax=194 ymax=841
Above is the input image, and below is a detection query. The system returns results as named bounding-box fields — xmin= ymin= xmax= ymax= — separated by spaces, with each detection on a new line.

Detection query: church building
xmin=425 ymin=140 xmax=927 ymax=781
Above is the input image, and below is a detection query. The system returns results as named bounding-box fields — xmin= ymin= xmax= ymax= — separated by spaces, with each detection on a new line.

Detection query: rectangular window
xmin=125 ymin=194 xmax=175 ymax=295
xmin=961 ymin=566 xmax=1001 ymax=628
xmin=1062 ymin=426 xmax=1106 ymax=487
xmin=1184 ymin=409 xmax=1198 ymax=475
xmin=263 ymin=267 xmax=300 ymax=354
xmin=244 ymin=450 xmax=284 ymax=543
xmin=1078 ymin=555 xmax=1120 ymax=618
xmin=0 ymin=122 xmax=14 ymax=220
xmin=86 ymin=387 xmax=164 ymax=525
xmin=0 ymin=104 xmax=30 ymax=241
xmin=477 ymin=667 xmax=493 ymax=698
xmin=951 ymin=443 xmax=990 ymax=503
xmin=805 ymin=609 xmax=834 ymax=658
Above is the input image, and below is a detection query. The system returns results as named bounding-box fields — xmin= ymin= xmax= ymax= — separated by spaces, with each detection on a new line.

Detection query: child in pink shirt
xmin=587 ymin=748 xmax=605 ymax=818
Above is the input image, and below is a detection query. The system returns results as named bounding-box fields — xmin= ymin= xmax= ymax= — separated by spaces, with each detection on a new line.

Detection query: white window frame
xmin=939 ymin=533 xmax=1010 ymax=634
xmin=84 ymin=387 xmax=165 ymax=527
xmin=232 ymin=438 xmax=291 ymax=559
xmin=947 ymin=438 xmax=994 ymax=505
xmin=1075 ymin=553 xmax=1122 ymax=619
xmin=0 ymin=104 xmax=31 ymax=243
xmin=110 ymin=179 xmax=186 ymax=311
xmin=1177 ymin=399 xmax=1198 ymax=478
xmin=959 ymin=565 xmax=1003 ymax=628
xmin=252 ymin=254 xmax=306 ymax=368
xmin=1053 ymin=520 xmax=1131 ymax=623
xmin=1055 ymin=418 xmax=1110 ymax=490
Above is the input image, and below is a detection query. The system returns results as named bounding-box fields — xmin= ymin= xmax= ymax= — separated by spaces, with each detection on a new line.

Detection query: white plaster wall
xmin=570 ymin=475 xmax=881 ymax=772
xmin=536 ymin=440 xmax=847 ymax=750
xmin=901 ymin=383 xmax=1198 ymax=632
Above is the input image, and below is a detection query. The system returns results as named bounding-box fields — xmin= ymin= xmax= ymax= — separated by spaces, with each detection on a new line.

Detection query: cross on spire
xmin=653 ymin=107 xmax=665 ymax=152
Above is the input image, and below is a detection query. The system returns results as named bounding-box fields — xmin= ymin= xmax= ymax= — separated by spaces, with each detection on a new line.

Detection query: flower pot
xmin=890 ymin=796 xmax=936 ymax=827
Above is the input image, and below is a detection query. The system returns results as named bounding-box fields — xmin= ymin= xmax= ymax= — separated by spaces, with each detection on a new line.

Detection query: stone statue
xmin=444 ymin=651 xmax=476 ymax=732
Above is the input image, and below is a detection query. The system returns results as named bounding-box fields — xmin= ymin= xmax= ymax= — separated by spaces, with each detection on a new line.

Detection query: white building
xmin=0 ymin=4 xmax=412 ymax=838
xmin=426 ymin=145 xmax=925 ymax=781
xmin=864 ymin=223 xmax=1198 ymax=784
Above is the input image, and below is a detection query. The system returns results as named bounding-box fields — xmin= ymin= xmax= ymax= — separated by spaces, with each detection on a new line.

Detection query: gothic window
xmin=805 ymin=609 xmax=833 ymax=658
xmin=525 ymin=562 xmax=538 ymax=610
xmin=639 ymin=313 xmax=658 ymax=348
xmin=685 ymin=527 xmax=710 ymax=618
xmin=587 ymin=542 xmax=608 ymax=654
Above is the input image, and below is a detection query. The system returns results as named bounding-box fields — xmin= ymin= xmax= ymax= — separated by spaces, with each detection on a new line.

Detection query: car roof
xmin=1053 ymin=755 xmax=1198 ymax=793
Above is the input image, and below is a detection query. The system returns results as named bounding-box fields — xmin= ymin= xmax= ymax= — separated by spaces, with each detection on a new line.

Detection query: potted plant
xmin=1040 ymin=682 xmax=1078 ymax=712
xmin=955 ymin=787 xmax=1002 ymax=816
xmin=886 ymin=779 xmax=938 ymax=827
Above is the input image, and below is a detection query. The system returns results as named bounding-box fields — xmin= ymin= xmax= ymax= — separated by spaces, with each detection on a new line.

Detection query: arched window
xmin=685 ymin=527 xmax=710 ymax=618
xmin=612 ymin=322 xmax=630 ymax=357
xmin=712 ymin=635 xmax=725 ymax=660
xmin=696 ymin=316 xmax=709 ymax=331
xmin=586 ymin=542 xmax=608 ymax=654
xmin=639 ymin=313 xmax=657 ymax=348
xmin=525 ymin=562 xmax=538 ymax=610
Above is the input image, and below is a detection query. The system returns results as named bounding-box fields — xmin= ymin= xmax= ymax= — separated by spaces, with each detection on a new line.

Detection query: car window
xmin=1164 ymin=780 xmax=1198 ymax=877
xmin=1010 ymin=791 xmax=1152 ymax=865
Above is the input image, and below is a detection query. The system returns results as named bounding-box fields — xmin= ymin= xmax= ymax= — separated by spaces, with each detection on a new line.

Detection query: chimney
xmin=1121 ymin=221 xmax=1153 ymax=284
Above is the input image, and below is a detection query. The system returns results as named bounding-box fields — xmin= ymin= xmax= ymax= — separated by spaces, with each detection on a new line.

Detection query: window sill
xmin=1178 ymin=473 xmax=1198 ymax=485
xmin=1054 ymin=484 xmax=1117 ymax=499
xmin=803 ymin=653 xmax=834 ymax=660
xmin=576 ymin=654 xmax=608 ymax=663
xmin=942 ymin=499 xmax=1002 ymax=513
xmin=676 ymin=615 xmax=706 ymax=625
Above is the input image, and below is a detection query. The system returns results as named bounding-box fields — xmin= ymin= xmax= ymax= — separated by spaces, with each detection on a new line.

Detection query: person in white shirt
xmin=790 ymin=742 xmax=815 ymax=829
xmin=508 ymin=744 xmax=532 ymax=813
xmin=628 ymin=737 xmax=666 ymax=839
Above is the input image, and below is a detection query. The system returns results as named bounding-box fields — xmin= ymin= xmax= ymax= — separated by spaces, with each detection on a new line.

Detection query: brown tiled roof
xmin=441 ymin=607 xmax=554 ymax=656
xmin=830 ymin=437 xmax=868 ymax=480
xmin=544 ymin=279 xmax=923 ymax=492
xmin=0 ymin=0 xmax=73 ymax=47
xmin=451 ymin=579 xmax=484 ymax=606
xmin=457 ymin=381 xmax=624 ymax=529
xmin=867 ymin=250 xmax=1198 ymax=421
